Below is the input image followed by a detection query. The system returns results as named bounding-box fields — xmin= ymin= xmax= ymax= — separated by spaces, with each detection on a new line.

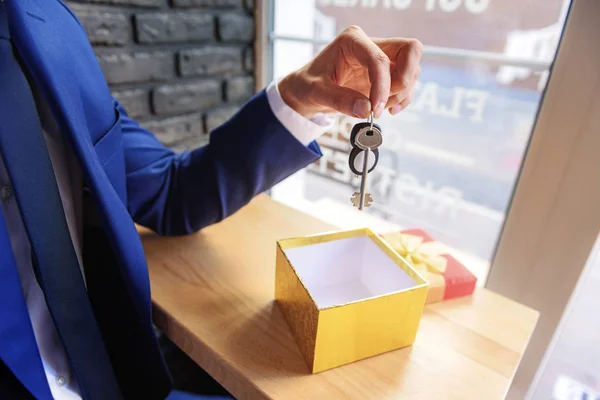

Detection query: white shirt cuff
xmin=265 ymin=79 xmax=334 ymax=147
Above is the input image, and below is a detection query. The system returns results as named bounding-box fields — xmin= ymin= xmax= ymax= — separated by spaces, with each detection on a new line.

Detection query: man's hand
xmin=278 ymin=25 xmax=423 ymax=120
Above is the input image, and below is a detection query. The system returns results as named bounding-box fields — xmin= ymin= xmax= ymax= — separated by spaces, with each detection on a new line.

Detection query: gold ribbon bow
xmin=382 ymin=232 xmax=448 ymax=277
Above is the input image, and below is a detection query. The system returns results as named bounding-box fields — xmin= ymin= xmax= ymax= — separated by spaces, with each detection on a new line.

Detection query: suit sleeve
xmin=117 ymin=89 xmax=322 ymax=236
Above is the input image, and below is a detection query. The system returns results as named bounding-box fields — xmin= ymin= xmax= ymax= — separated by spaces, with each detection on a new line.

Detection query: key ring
xmin=348 ymin=147 xmax=379 ymax=175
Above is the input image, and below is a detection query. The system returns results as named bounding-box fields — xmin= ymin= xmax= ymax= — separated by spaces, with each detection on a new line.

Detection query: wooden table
xmin=141 ymin=195 xmax=539 ymax=400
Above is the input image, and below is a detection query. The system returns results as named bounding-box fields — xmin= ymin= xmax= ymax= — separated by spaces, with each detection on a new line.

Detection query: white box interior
xmin=284 ymin=235 xmax=418 ymax=309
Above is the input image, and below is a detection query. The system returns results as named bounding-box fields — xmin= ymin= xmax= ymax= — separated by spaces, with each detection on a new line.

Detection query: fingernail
xmin=374 ymin=102 xmax=385 ymax=118
xmin=353 ymin=98 xmax=370 ymax=118
xmin=390 ymin=104 xmax=404 ymax=115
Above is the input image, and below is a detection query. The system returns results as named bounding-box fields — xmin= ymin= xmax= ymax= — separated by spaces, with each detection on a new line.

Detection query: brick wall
xmin=67 ymin=0 xmax=255 ymax=152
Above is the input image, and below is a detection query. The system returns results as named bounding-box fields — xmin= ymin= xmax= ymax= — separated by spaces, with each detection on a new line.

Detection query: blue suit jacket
xmin=0 ymin=1 xmax=321 ymax=398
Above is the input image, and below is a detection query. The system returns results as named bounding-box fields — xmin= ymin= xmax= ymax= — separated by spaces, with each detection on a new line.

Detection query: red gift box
xmin=380 ymin=229 xmax=477 ymax=303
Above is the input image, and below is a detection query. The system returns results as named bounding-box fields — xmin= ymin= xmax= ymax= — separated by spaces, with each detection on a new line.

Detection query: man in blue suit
xmin=0 ymin=0 xmax=422 ymax=399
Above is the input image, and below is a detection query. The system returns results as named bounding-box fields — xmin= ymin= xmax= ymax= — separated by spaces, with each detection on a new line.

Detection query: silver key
xmin=351 ymin=113 xmax=382 ymax=210
xmin=354 ymin=125 xmax=383 ymax=151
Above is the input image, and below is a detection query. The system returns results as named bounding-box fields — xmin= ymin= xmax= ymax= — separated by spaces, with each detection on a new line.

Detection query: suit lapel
xmin=0 ymin=212 xmax=53 ymax=400
xmin=5 ymin=0 xmax=154 ymax=322
xmin=0 ymin=2 xmax=51 ymax=398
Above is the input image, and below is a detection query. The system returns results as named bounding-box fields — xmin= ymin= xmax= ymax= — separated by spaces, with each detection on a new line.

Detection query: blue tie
xmin=0 ymin=13 xmax=122 ymax=400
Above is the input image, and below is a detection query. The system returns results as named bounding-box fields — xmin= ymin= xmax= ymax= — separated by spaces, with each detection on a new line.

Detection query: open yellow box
xmin=275 ymin=228 xmax=429 ymax=373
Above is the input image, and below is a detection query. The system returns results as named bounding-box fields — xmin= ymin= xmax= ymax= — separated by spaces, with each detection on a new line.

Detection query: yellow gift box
xmin=275 ymin=228 xmax=429 ymax=373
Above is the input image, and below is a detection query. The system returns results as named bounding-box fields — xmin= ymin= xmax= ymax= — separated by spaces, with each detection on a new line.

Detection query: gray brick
xmin=243 ymin=47 xmax=254 ymax=72
xmin=113 ymin=89 xmax=149 ymax=118
xmin=135 ymin=13 xmax=214 ymax=44
xmin=225 ymin=76 xmax=254 ymax=102
xmin=178 ymin=47 xmax=243 ymax=76
xmin=205 ymin=106 xmax=237 ymax=132
xmin=172 ymin=0 xmax=242 ymax=8
xmin=218 ymin=13 xmax=253 ymax=42
xmin=98 ymin=52 xmax=174 ymax=84
xmin=70 ymin=0 xmax=162 ymax=6
xmin=142 ymin=114 xmax=205 ymax=150
xmin=152 ymin=80 xmax=221 ymax=115
xmin=70 ymin=6 xmax=129 ymax=46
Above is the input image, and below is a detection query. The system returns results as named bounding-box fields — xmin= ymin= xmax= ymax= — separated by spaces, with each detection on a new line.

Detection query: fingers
xmin=385 ymin=87 xmax=414 ymax=115
xmin=371 ymin=37 xmax=421 ymax=115
xmin=389 ymin=96 xmax=412 ymax=115
xmin=388 ymin=38 xmax=423 ymax=94
xmin=339 ymin=26 xmax=391 ymax=118
xmin=311 ymin=80 xmax=372 ymax=118
xmin=394 ymin=40 xmax=422 ymax=93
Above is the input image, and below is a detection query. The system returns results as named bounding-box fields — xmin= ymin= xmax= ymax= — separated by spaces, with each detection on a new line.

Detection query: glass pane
xmin=528 ymin=234 xmax=600 ymax=400
xmin=270 ymin=0 xmax=571 ymax=282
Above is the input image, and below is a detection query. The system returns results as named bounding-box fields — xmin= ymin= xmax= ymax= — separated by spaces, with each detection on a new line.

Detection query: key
xmin=350 ymin=147 xmax=375 ymax=210
xmin=350 ymin=113 xmax=383 ymax=210
xmin=349 ymin=121 xmax=382 ymax=149
xmin=354 ymin=124 xmax=383 ymax=151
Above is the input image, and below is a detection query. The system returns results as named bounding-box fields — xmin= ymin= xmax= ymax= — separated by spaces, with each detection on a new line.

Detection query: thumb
xmin=315 ymin=82 xmax=372 ymax=119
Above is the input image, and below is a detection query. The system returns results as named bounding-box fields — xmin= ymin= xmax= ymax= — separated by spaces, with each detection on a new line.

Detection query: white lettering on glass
xmin=412 ymin=82 xmax=489 ymax=123
xmin=318 ymin=0 xmax=490 ymax=13
xmin=464 ymin=90 xmax=489 ymax=123
xmin=465 ymin=0 xmax=489 ymax=13
xmin=438 ymin=0 xmax=461 ymax=12
xmin=438 ymin=87 xmax=465 ymax=119
xmin=413 ymin=82 xmax=439 ymax=115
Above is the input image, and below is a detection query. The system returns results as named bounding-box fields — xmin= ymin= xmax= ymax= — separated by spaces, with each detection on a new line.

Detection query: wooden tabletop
xmin=141 ymin=195 xmax=539 ymax=400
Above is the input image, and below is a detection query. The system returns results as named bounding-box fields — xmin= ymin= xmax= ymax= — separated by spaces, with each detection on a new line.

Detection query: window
xmin=267 ymin=0 xmax=571 ymax=282
xmin=529 ymin=234 xmax=600 ymax=399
